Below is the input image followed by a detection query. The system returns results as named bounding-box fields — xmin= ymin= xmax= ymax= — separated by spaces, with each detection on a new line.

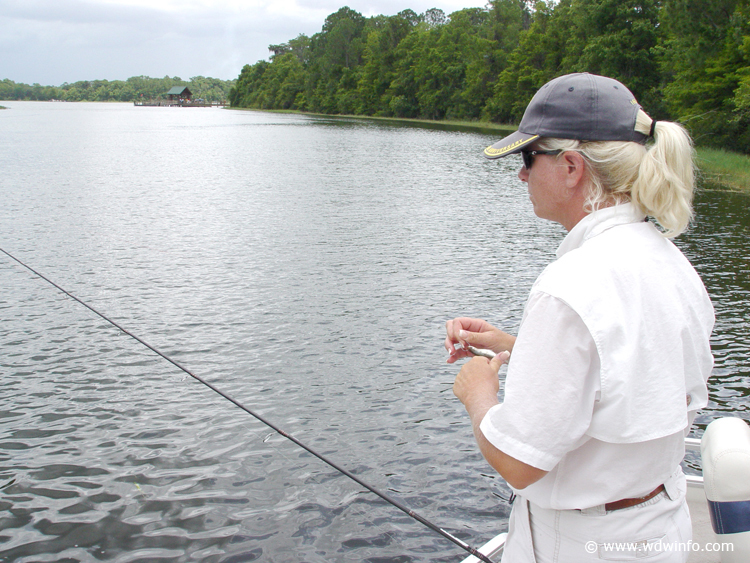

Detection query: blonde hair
xmin=537 ymin=110 xmax=695 ymax=238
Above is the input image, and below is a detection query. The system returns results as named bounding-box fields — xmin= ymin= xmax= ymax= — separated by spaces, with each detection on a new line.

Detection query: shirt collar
xmin=556 ymin=202 xmax=647 ymax=259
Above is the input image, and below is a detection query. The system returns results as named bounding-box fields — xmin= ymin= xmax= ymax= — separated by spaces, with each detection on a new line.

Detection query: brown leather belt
xmin=604 ymin=484 xmax=666 ymax=511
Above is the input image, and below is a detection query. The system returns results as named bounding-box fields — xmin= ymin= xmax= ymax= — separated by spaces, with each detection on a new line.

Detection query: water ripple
xmin=0 ymin=103 xmax=747 ymax=562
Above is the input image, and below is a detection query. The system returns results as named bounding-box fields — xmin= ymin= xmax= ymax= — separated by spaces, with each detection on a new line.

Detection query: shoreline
xmin=232 ymin=107 xmax=750 ymax=194
xmin=694 ymin=147 xmax=750 ymax=194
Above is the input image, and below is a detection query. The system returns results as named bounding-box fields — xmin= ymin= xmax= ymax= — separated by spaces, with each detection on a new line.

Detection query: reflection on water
xmin=0 ymin=102 xmax=748 ymax=562
xmin=678 ymin=185 xmax=750 ymax=422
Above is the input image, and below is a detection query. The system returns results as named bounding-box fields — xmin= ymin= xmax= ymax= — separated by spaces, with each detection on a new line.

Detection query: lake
xmin=0 ymin=102 xmax=748 ymax=563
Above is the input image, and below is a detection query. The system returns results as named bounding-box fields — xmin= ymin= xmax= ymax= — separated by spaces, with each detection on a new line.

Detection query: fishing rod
xmin=1 ymin=247 xmax=496 ymax=563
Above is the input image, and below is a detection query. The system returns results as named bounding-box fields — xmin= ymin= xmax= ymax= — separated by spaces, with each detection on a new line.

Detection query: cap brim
xmin=483 ymin=131 xmax=539 ymax=159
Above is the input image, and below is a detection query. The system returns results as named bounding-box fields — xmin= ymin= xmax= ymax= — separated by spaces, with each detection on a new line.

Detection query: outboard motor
xmin=701 ymin=417 xmax=750 ymax=563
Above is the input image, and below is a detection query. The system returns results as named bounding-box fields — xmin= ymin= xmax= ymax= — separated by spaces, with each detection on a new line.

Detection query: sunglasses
xmin=521 ymin=149 xmax=562 ymax=170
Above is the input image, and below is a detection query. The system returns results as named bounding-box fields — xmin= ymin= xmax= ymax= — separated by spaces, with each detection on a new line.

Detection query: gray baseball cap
xmin=484 ymin=73 xmax=648 ymax=159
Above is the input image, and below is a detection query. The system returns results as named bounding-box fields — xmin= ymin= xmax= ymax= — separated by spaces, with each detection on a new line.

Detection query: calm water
xmin=0 ymin=102 xmax=748 ymax=563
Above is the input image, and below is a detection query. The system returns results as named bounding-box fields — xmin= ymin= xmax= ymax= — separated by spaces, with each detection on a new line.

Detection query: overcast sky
xmin=0 ymin=0 xmax=488 ymax=86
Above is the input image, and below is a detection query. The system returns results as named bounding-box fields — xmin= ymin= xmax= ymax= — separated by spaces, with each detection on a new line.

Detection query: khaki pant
xmin=502 ymin=468 xmax=691 ymax=562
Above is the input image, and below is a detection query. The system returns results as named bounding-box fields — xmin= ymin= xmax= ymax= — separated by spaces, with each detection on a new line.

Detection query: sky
xmin=0 ymin=0 xmax=488 ymax=86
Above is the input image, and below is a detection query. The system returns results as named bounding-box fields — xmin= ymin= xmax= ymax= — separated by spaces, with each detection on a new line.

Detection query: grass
xmin=694 ymin=147 xmax=750 ymax=193
xmin=343 ymin=113 xmax=518 ymax=134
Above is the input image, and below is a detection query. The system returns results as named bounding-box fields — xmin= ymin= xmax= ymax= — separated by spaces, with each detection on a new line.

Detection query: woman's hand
xmin=452 ymin=352 xmax=547 ymax=489
xmin=453 ymin=353 xmax=510 ymax=413
xmin=444 ymin=317 xmax=516 ymax=364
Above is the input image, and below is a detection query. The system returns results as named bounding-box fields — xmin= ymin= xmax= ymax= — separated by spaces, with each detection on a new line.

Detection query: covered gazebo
xmin=166 ymin=86 xmax=192 ymax=101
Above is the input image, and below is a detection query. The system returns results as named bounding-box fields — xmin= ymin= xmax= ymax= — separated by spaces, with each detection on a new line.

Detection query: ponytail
xmin=630 ymin=111 xmax=695 ymax=238
xmin=537 ymin=110 xmax=696 ymax=238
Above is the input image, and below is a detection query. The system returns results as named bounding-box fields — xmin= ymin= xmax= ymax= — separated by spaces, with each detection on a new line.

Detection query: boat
xmin=460 ymin=417 xmax=750 ymax=563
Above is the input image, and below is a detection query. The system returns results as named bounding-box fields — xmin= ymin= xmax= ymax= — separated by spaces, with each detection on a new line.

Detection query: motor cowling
xmin=701 ymin=417 xmax=750 ymax=563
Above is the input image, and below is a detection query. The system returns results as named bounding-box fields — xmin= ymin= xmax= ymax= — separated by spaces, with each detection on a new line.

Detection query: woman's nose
xmin=518 ymin=165 xmax=528 ymax=182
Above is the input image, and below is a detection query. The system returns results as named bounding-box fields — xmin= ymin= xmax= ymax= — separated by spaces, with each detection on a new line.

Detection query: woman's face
xmin=518 ymin=149 xmax=567 ymax=223
xmin=517 ymin=147 xmax=589 ymax=231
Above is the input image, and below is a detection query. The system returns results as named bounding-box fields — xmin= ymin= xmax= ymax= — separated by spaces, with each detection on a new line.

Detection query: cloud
xmin=0 ymin=0 xmax=486 ymax=86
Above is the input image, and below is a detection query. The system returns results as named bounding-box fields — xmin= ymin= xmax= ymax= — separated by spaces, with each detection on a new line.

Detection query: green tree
xmin=230 ymin=62 xmax=270 ymax=107
xmin=561 ymin=0 xmax=661 ymax=109
xmin=484 ymin=1 xmax=563 ymax=123
xmin=302 ymin=6 xmax=368 ymax=113
xmin=356 ymin=11 xmax=422 ymax=114
xmin=385 ymin=25 xmax=428 ymax=117
xmin=659 ymin=0 xmax=750 ymax=150
xmin=398 ymin=8 xmax=494 ymax=119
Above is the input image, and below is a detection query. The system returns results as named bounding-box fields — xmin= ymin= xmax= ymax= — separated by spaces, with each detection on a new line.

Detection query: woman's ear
xmin=560 ymin=150 xmax=587 ymax=189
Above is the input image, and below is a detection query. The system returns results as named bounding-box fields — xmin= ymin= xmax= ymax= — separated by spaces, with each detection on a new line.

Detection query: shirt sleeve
xmin=479 ymin=291 xmax=601 ymax=471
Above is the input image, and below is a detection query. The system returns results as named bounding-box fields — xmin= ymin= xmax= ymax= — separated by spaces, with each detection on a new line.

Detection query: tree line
xmin=229 ymin=0 xmax=750 ymax=154
xmin=0 ymin=76 xmax=234 ymax=103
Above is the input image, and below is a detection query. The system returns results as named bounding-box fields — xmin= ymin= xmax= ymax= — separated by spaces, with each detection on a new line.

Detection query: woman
xmin=445 ymin=73 xmax=714 ymax=562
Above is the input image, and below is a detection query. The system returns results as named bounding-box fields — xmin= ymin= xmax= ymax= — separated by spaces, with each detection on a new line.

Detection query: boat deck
xmin=688 ymin=483 xmax=719 ymax=563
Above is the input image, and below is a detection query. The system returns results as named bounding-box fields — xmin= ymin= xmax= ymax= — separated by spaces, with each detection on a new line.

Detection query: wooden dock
xmin=134 ymin=100 xmax=227 ymax=107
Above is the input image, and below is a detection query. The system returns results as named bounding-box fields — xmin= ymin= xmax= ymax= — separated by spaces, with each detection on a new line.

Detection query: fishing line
xmin=1 ymin=247 xmax=496 ymax=563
